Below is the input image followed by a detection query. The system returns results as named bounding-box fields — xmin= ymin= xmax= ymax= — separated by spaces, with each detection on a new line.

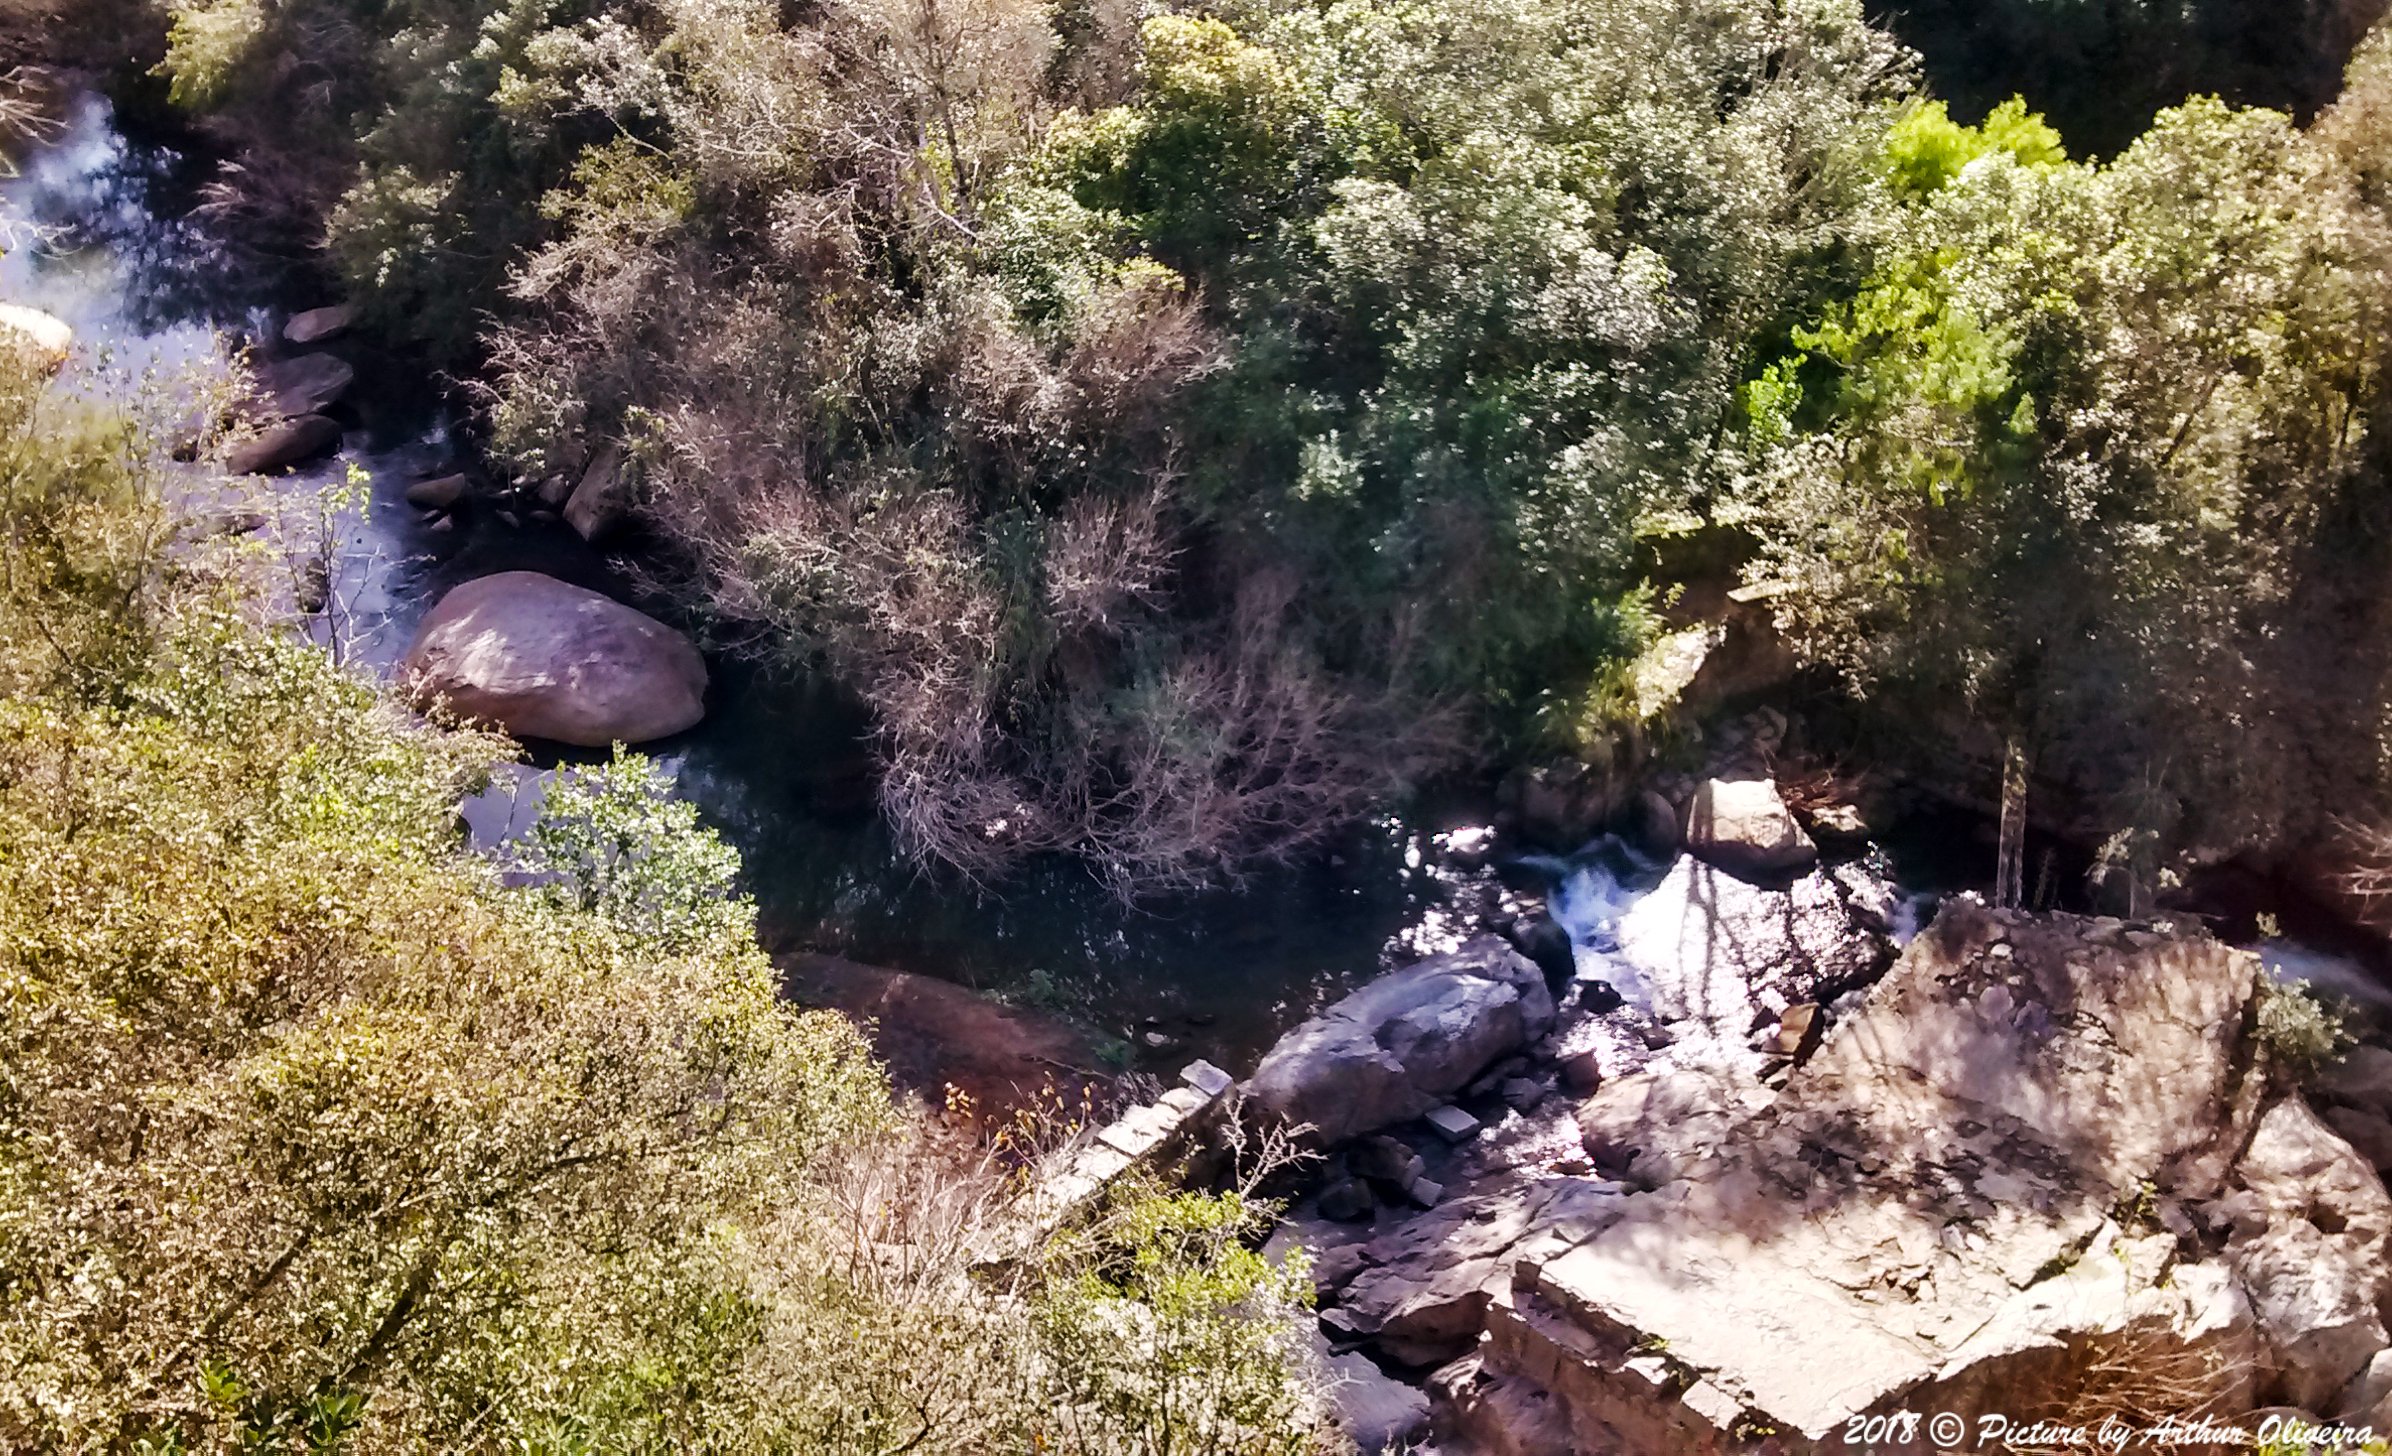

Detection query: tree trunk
xmin=1996 ymin=733 xmax=2030 ymax=909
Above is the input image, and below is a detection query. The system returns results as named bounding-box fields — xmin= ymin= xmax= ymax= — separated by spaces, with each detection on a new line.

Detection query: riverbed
xmin=0 ymin=85 xmax=1497 ymax=1071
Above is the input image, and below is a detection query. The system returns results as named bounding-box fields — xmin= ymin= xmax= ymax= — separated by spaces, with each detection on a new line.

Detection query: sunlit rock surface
xmin=400 ymin=571 xmax=707 ymax=747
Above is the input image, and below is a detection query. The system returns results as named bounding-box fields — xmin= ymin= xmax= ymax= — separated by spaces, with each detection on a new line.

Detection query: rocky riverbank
xmin=1226 ymin=822 xmax=2392 ymax=1453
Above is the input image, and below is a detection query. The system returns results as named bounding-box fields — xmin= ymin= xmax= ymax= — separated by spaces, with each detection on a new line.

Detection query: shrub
xmin=2255 ymin=979 xmax=2357 ymax=1080
xmin=0 ymin=356 xmax=1340 ymax=1451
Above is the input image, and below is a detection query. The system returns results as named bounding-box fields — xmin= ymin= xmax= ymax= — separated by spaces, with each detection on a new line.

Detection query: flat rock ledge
xmin=1413 ymin=902 xmax=2392 ymax=1453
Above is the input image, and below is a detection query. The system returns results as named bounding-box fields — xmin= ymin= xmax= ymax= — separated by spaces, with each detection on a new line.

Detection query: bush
xmin=0 ymin=358 xmax=1341 ymax=1450
xmin=2255 ymin=980 xmax=2357 ymax=1080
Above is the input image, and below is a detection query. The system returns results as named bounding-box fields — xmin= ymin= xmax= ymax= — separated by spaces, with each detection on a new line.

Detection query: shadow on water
xmin=7 ymin=87 xmax=1475 ymax=1069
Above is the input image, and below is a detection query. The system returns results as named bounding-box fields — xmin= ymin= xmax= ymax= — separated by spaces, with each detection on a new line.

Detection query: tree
xmin=0 ymin=356 xmax=1340 ymax=1451
xmin=1745 ymin=84 xmax=2392 ymax=887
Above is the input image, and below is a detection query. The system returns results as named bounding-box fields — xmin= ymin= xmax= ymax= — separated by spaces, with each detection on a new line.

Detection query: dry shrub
xmin=1994 ymin=1322 xmax=2257 ymax=1453
xmin=470 ymin=0 xmax=1436 ymax=900
xmin=1045 ymin=479 xmax=1172 ymax=634
xmin=1038 ymin=568 xmax=1454 ymax=898
xmin=740 ymin=1100 xmax=1342 ymax=1456
xmin=2321 ymin=813 xmax=2392 ymax=921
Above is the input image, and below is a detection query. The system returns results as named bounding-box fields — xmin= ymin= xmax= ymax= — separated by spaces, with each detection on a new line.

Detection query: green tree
xmin=1746 ymin=86 xmax=2392 ymax=888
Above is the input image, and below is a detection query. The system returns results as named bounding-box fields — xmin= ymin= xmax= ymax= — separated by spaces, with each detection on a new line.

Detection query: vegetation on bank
xmin=0 ymin=363 xmax=1336 ymax=1449
xmin=72 ymin=0 xmax=2392 ymax=907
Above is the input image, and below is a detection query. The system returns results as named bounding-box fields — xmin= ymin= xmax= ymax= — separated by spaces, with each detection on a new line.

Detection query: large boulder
xmin=1599 ymin=854 xmax=1889 ymax=1046
xmin=0 ymin=304 xmax=71 ymax=373
xmin=283 ymin=304 xmax=357 ymax=347
xmin=403 ymin=473 xmax=471 ymax=511
xmin=226 ymin=414 xmax=342 ymax=475
xmin=259 ymin=353 xmax=355 ymax=418
xmin=1683 ymin=777 xmax=1816 ymax=880
xmin=399 ymin=571 xmax=707 ymax=747
xmin=1247 ymin=938 xmax=1554 ymax=1145
xmin=2223 ymin=1098 xmax=2392 ymax=1409
xmin=1338 ymin=1177 xmax=1627 ymax=1367
xmin=1437 ymin=903 xmax=2387 ymax=1452
xmin=781 ymin=952 xmax=1108 ymax=1121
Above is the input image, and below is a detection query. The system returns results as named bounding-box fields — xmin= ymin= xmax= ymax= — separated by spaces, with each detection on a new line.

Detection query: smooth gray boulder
xmin=1684 ymin=776 xmax=1816 ymax=880
xmin=226 ymin=414 xmax=341 ymax=475
xmin=404 ymin=473 xmax=470 ymax=510
xmin=400 ymin=571 xmax=707 ymax=747
xmin=1247 ymin=938 xmax=1554 ymax=1145
xmin=260 ymin=353 xmax=355 ymax=418
xmin=283 ymin=304 xmax=357 ymax=346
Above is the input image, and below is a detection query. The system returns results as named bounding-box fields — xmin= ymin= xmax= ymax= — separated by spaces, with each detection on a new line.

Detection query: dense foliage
xmin=133 ymin=0 xmax=2392 ymax=899
xmin=1746 ymin=41 xmax=2392 ymax=885
xmin=0 ymin=363 xmax=1337 ymax=1449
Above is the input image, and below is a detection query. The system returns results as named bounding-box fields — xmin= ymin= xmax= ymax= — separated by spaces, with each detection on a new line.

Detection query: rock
xmin=1577 ymin=1063 xmax=1770 ymax=1187
xmin=1484 ymin=903 xmax=2297 ymax=1449
xmin=779 ymin=952 xmax=1105 ymax=1121
xmin=1319 ymin=1176 xmax=1376 ymax=1223
xmin=1508 ymin=761 xmax=1619 ymax=851
xmin=1405 ymin=1176 xmax=1444 ymax=1207
xmin=1601 ymin=855 xmax=1888 ymax=1057
xmin=1683 ymin=777 xmax=1816 ymax=880
xmin=1503 ymin=913 xmax=1575 ymax=992
xmin=2228 ymin=1098 xmax=2392 ymax=1410
xmin=1339 ymin=1178 xmax=1627 ymax=1368
xmin=226 ymin=414 xmax=342 ymax=475
xmin=1246 ymin=937 xmax=1555 ymax=1145
xmin=1351 ymin=1135 xmax=1427 ymax=1191
xmin=1799 ymin=800 xmax=1871 ymax=845
xmin=1776 ymin=1001 xmax=1821 ymax=1060
xmin=1325 ymin=1349 xmax=1432 ymax=1454
xmin=1557 ymin=1049 xmax=1603 ymax=1096
xmin=283 ymin=304 xmax=357 ymax=346
xmin=399 ymin=571 xmax=707 ymax=746
xmin=1426 ymin=1105 xmax=1482 ymax=1143
xmin=294 ymin=559 xmax=331 ymax=616
xmin=1311 ymin=1242 xmax=1374 ymax=1294
xmin=2336 ymin=1348 xmax=2392 ymax=1423
xmin=1632 ymin=788 xmax=1680 ymax=857
xmin=404 ymin=473 xmax=470 ymax=510
xmin=564 ymin=443 xmax=630 ymax=542
xmin=259 ymin=353 xmax=355 ymax=418
xmin=0 ymin=304 xmax=72 ymax=372
xmin=193 ymin=509 xmax=268 ymax=538
xmin=2326 ymin=1103 xmax=2392 ymax=1174
xmin=1180 ymin=1060 xmax=1234 ymax=1098
xmin=1499 ymin=1077 xmax=1546 ymax=1111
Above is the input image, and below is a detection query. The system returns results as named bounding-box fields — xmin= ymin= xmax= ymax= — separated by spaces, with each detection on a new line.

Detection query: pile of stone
xmin=1245 ymin=778 xmax=2392 ymax=1454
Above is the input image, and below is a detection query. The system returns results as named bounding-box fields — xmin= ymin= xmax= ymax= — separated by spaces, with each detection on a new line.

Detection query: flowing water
xmin=2 ymin=88 xmax=1486 ymax=1069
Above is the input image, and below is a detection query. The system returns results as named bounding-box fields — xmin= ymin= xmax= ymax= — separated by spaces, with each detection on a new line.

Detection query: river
xmin=12 ymin=85 xmax=2385 ymax=1080
xmin=0 ymin=86 xmax=1499 ymax=1071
